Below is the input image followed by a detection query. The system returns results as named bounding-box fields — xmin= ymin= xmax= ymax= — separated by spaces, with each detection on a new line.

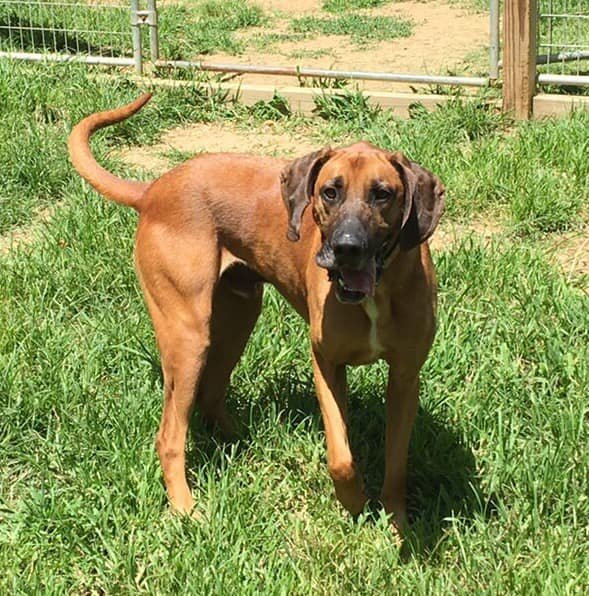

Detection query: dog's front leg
xmin=311 ymin=349 xmax=368 ymax=516
xmin=381 ymin=366 xmax=420 ymax=532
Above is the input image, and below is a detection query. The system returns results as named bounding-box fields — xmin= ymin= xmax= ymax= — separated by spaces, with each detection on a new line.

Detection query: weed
xmin=159 ymin=0 xmax=265 ymax=57
xmin=297 ymin=76 xmax=349 ymax=89
xmin=292 ymin=13 xmax=413 ymax=46
xmin=247 ymin=32 xmax=307 ymax=53
xmin=286 ymin=48 xmax=335 ymax=60
xmin=323 ymin=0 xmax=392 ymax=12
xmin=197 ymin=0 xmax=264 ymax=29
xmin=313 ymin=89 xmax=382 ymax=123
xmin=248 ymin=93 xmax=292 ymax=121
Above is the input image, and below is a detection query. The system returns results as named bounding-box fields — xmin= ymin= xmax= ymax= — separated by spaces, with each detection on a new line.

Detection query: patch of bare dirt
xmin=430 ymin=220 xmax=589 ymax=288
xmin=256 ymin=0 xmax=319 ymax=14
xmin=119 ymin=121 xmax=319 ymax=175
xmin=543 ymin=227 xmax=589 ymax=288
xmin=201 ymin=1 xmax=488 ymax=92
xmin=429 ymin=219 xmax=503 ymax=252
xmin=0 ymin=204 xmax=60 ymax=255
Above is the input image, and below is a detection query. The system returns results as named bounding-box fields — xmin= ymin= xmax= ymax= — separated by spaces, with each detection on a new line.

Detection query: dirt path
xmin=0 ymin=205 xmax=59 ymax=256
xmin=197 ymin=1 xmax=488 ymax=92
xmin=118 ymin=121 xmax=319 ymax=175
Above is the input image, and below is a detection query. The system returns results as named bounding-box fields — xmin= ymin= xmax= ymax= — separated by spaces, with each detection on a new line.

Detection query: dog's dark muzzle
xmin=317 ymin=219 xmax=379 ymax=304
xmin=316 ymin=219 xmax=400 ymax=305
xmin=331 ymin=223 xmax=368 ymax=270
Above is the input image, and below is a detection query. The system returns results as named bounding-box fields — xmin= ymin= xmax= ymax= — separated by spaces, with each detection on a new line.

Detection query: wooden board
xmin=107 ymin=75 xmax=454 ymax=118
xmin=533 ymin=93 xmax=589 ymax=117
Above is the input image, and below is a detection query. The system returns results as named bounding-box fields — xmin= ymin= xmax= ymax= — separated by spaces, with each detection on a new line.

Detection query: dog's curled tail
xmin=68 ymin=93 xmax=152 ymax=211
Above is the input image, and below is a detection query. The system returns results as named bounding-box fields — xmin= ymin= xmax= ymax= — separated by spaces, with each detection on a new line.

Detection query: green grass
xmin=537 ymin=0 xmax=589 ymax=90
xmin=158 ymin=0 xmax=265 ymax=58
xmin=538 ymin=0 xmax=589 ymax=52
xmin=451 ymin=0 xmax=490 ymax=11
xmin=322 ymin=0 xmax=393 ymax=12
xmin=247 ymin=32 xmax=307 ymax=53
xmin=291 ymin=13 xmax=413 ymax=47
xmin=1 ymin=62 xmax=588 ymax=592
xmin=0 ymin=1 xmax=132 ymax=56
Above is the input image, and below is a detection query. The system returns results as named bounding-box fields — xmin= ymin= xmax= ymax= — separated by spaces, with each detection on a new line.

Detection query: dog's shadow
xmin=346 ymin=383 xmax=494 ymax=556
xmin=184 ymin=369 xmax=493 ymax=555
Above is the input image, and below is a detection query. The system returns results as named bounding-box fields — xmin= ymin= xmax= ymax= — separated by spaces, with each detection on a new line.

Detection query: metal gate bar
xmin=155 ymin=59 xmax=490 ymax=88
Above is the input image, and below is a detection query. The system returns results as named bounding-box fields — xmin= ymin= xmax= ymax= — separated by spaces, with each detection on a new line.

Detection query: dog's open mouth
xmin=333 ymin=259 xmax=376 ymax=304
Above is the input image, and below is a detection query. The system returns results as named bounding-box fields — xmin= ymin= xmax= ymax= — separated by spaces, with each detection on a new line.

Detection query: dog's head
xmin=280 ymin=142 xmax=445 ymax=304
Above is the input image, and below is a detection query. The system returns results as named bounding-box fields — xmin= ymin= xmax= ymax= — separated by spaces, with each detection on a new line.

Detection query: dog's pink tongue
xmin=341 ymin=260 xmax=376 ymax=296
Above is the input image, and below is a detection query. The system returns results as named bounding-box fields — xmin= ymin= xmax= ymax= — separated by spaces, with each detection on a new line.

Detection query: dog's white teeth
xmin=337 ymin=276 xmax=365 ymax=296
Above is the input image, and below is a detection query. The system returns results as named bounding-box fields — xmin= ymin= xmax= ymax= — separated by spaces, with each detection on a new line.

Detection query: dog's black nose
xmin=332 ymin=231 xmax=366 ymax=267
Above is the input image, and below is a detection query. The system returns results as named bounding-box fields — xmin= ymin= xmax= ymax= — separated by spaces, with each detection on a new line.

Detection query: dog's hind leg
xmin=196 ymin=263 xmax=264 ymax=439
xmin=136 ymin=227 xmax=219 ymax=515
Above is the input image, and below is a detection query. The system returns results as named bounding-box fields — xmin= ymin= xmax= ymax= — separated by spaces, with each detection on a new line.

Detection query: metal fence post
xmin=147 ymin=0 xmax=159 ymax=63
xmin=130 ymin=0 xmax=143 ymax=74
xmin=503 ymin=0 xmax=538 ymax=119
xmin=489 ymin=0 xmax=500 ymax=80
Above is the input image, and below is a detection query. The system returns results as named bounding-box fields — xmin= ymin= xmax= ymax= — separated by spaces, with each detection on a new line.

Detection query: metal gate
xmin=0 ymin=0 xmax=156 ymax=73
xmin=537 ymin=0 xmax=589 ymax=87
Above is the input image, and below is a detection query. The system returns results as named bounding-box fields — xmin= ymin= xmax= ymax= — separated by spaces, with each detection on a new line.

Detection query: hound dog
xmin=69 ymin=94 xmax=445 ymax=533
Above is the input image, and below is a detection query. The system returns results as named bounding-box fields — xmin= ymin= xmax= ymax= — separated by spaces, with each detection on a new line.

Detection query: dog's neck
xmin=376 ymin=242 xmax=426 ymax=298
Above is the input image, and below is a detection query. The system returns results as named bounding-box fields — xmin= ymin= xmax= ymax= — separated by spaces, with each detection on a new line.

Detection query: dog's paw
xmin=167 ymin=491 xmax=195 ymax=517
xmin=389 ymin=517 xmax=405 ymax=547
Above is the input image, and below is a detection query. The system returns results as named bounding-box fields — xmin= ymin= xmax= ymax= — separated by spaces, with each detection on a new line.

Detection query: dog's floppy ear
xmin=280 ymin=147 xmax=332 ymax=241
xmin=389 ymin=152 xmax=445 ymax=251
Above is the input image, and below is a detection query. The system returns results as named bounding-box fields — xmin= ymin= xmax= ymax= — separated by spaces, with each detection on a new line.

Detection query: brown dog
xmin=69 ymin=94 xmax=444 ymax=532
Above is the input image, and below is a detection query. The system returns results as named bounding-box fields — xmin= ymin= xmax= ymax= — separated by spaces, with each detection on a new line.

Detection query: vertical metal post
xmin=147 ymin=0 xmax=159 ymax=62
xmin=489 ymin=0 xmax=500 ymax=80
xmin=130 ymin=0 xmax=143 ymax=75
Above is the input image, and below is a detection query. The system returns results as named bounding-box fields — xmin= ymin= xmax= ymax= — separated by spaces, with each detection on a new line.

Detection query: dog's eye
xmin=373 ymin=188 xmax=393 ymax=203
xmin=322 ymin=187 xmax=338 ymax=203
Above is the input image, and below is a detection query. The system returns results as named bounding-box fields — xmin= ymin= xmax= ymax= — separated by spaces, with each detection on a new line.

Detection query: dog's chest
xmin=322 ymin=298 xmax=391 ymax=365
xmin=361 ymin=299 xmax=386 ymax=358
